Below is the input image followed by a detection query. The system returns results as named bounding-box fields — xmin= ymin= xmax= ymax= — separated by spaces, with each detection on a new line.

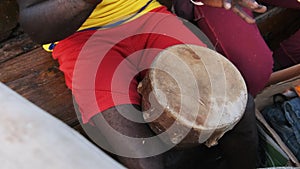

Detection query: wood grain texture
xmin=0 ymin=33 xmax=80 ymax=130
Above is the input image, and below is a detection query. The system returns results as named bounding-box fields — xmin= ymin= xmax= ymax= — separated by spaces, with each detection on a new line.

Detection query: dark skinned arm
xmin=91 ymin=105 xmax=165 ymax=169
xmin=16 ymin=0 xmax=102 ymax=44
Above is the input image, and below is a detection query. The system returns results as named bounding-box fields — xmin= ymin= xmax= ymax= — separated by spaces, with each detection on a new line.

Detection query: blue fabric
xmin=283 ymin=98 xmax=300 ymax=144
xmin=262 ymin=97 xmax=300 ymax=161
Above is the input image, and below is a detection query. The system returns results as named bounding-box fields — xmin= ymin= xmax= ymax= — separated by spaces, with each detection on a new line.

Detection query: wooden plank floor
xmin=0 ymin=28 xmax=82 ymax=134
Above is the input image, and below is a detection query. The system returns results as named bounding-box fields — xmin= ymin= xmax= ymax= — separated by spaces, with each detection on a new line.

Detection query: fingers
xmin=253 ymin=4 xmax=267 ymax=13
xmin=222 ymin=0 xmax=266 ymax=24
xmin=239 ymin=0 xmax=267 ymax=13
xmin=231 ymin=5 xmax=256 ymax=24
xmin=223 ymin=0 xmax=232 ymax=9
xmin=223 ymin=0 xmax=266 ymax=13
xmin=190 ymin=0 xmax=204 ymax=6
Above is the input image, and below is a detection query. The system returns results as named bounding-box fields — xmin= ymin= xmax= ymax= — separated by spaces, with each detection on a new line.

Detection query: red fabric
xmin=53 ymin=6 xmax=206 ymax=123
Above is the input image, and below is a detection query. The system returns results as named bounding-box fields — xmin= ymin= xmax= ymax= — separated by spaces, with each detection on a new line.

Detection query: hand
xmin=225 ymin=0 xmax=267 ymax=23
xmin=191 ymin=0 xmax=267 ymax=24
xmin=84 ymin=0 xmax=102 ymax=5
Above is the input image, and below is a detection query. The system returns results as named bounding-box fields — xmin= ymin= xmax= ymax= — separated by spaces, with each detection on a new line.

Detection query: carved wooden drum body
xmin=138 ymin=44 xmax=248 ymax=147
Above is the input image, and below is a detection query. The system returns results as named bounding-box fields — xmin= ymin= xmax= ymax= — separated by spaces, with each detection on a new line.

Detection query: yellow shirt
xmin=43 ymin=0 xmax=161 ymax=51
xmin=79 ymin=0 xmax=161 ymax=30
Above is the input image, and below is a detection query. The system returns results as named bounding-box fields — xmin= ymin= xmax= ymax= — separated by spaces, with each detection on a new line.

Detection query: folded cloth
xmin=262 ymin=97 xmax=300 ymax=161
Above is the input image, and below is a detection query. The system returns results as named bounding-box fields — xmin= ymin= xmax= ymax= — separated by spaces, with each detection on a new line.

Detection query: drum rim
xmin=148 ymin=44 xmax=248 ymax=130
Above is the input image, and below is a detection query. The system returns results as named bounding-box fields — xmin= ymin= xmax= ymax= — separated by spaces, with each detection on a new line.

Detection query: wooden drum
xmin=137 ymin=44 xmax=248 ymax=148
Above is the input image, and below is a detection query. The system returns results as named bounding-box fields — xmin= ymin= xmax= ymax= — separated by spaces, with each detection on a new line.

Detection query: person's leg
xmin=219 ymin=94 xmax=258 ymax=169
xmin=91 ymin=105 xmax=166 ymax=169
xmin=194 ymin=6 xmax=274 ymax=96
xmin=191 ymin=7 xmax=260 ymax=167
xmin=273 ymin=29 xmax=300 ymax=69
xmin=260 ymin=0 xmax=300 ymax=69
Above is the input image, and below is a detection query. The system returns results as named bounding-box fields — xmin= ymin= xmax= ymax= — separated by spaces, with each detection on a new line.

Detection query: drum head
xmin=138 ymin=44 xmax=248 ymax=147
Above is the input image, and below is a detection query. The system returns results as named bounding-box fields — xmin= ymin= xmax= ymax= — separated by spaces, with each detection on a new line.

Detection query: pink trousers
xmin=194 ymin=6 xmax=273 ymax=96
xmin=193 ymin=0 xmax=300 ymax=96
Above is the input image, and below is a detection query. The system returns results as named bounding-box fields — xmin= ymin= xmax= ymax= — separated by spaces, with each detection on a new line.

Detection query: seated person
xmin=17 ymin=0 xmax=268 ymax=168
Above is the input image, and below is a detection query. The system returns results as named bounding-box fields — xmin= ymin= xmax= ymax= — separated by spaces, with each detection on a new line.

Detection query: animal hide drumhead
xmin=138 ymin=44 xmax=247 ymax=147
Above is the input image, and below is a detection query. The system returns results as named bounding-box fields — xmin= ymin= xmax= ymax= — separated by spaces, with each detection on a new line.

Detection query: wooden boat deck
xmin=0 ymin=29 xmax=83 ymax=134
